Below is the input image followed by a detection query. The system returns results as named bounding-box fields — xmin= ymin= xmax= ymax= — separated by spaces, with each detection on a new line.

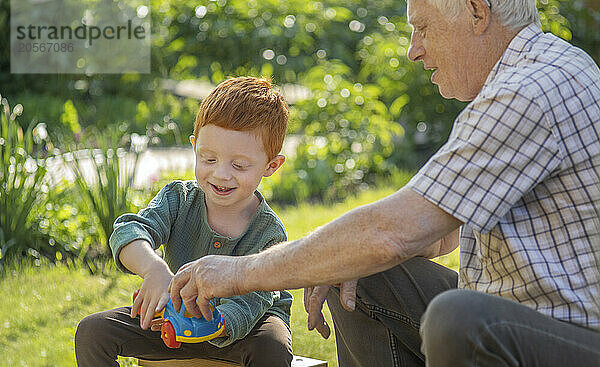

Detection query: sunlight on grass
xmin=289 ymin=289 xmax=337 ymax=365
xmin=0 ymin=263 xmax=141 ymax=366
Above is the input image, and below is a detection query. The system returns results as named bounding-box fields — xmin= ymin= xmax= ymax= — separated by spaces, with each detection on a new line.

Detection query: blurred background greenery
xmin=0 ymin=0 xmax=598 ymax=364
xmin=1 ymin=0 xmax=598 ymax=265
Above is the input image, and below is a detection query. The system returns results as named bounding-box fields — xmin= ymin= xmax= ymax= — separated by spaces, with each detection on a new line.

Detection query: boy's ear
xmin=189 ymin=135 xmax=196 ymax=150
xmin=263 ymin=155 xmax=285 ymax=177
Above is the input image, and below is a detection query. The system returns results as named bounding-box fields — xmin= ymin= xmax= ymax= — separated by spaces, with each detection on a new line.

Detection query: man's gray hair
xmin=426 ymin=0 xmax=541 ymax=31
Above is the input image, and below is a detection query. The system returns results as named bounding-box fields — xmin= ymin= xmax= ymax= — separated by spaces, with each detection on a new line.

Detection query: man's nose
xmin=407 ymin=34 xmax=424 ymax=62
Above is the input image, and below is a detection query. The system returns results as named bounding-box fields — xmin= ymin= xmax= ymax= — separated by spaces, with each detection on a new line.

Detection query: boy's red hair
xmin=193 ymin=77 xmax=289 ymax=160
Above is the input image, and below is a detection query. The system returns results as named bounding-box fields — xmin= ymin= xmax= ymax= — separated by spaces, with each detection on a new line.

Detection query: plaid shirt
xmin=408 ymin=24 xmax=600 ymax=330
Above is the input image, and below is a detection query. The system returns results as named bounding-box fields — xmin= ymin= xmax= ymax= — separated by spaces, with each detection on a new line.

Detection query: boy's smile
xmin=211 ymin=183 xmax=235 ymax=195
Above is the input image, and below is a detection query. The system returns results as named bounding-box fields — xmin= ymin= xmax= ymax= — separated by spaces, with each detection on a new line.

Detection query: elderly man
xmin=170 ymin=0 xmax=600 ymax=365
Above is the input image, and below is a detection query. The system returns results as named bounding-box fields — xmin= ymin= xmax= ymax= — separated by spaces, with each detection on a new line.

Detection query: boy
xmin=75 ymin=77 xmax=293 ymax=367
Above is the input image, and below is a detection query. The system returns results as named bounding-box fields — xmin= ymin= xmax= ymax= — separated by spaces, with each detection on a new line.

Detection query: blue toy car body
xmin=158 ymin=299 xmax=225 ymax=348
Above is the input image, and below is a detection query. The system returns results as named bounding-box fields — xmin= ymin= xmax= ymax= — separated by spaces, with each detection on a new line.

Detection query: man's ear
xmin=466 ymin=0 xmax=491 ymax=36
xmin=263 ymin=155 xmax=285 ymax=177
xmin=189 ymin=135 xmax=196 ymax=151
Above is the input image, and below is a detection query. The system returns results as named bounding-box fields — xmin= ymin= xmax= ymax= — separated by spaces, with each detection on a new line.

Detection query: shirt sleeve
xmin=407 ymin=84 xmax=562 ymax=233
xmin=209 ymin=291 xmax=275 ymax=347
xmin=209 ymin=234 xmax=286 ymax=347
xmin=108 ymin=182 xmax=180 ymax=273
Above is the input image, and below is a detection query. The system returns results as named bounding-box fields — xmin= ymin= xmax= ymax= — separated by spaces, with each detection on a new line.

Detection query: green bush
xmin=262 ymin=60 xmax=402 ymax=203
xmin=0 ymin=92 xmax=155 ymax=268
xmin=538 ymin=0 xmax=600 ymax=64
xmin=64 ymin=131 xmax=148 ymax=259
xmin=38 ymin=182 xmax=102 ymax=263
xmin=0 ymin=95 xmax=71 ymax=267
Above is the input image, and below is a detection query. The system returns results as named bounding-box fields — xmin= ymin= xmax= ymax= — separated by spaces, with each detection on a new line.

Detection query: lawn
xmin=0 ymin=186 xmax=459 ymax=366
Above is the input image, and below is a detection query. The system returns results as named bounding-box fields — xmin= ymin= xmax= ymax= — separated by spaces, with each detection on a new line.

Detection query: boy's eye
xmin=233 ymin=163 xmax=248 ymax=170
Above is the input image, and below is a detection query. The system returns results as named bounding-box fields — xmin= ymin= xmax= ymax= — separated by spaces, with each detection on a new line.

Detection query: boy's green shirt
xmin=109 ymin=180 xmax=292 ymax=347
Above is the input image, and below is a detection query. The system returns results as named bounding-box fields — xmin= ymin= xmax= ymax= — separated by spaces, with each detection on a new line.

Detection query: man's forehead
xmin=406 ymin=0 xmax=427 ymax=25
xmin=407 ymin=14 xmax=425 ymax=26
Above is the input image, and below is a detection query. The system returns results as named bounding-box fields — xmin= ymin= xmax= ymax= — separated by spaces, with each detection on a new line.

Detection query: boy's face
xmin=190 ymin=125 xmax=284 ymax=210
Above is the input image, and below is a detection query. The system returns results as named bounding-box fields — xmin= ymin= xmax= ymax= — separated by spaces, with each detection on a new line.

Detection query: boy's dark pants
xmin=75 ymin=310 xmax=292 ymax=367
xmin=327 ymin=257 xmax=600 ymax=367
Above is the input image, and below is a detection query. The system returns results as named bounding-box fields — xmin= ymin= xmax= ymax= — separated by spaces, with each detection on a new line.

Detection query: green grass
xmin=0 ymin=263 xmax=141 ymax=366
xmin=0 ymin=186 xmax=459 ymax=366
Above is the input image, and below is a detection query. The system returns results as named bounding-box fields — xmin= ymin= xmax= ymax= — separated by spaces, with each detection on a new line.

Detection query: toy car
xmin=132 ymin=290 xmax=226 ymax=348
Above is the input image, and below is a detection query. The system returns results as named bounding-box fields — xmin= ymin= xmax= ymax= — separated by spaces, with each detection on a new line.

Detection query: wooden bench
xmin=139 ymin=355 xmax=327 ymax=367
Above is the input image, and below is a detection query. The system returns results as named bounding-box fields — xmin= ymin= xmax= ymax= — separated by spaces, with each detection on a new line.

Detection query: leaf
xmin=60 ymin=100 xmax=81 ymax=135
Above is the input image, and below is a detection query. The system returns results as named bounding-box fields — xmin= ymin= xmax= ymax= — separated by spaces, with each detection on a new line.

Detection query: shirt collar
xmin=484 ymin=23 xmax=543 ymax=86
xmin=199 ymin=189 xmax=266 ymax=244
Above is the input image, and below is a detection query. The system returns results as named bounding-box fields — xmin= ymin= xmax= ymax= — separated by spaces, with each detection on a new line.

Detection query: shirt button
xmin=213 ymin=241 xmax=222 ymax=249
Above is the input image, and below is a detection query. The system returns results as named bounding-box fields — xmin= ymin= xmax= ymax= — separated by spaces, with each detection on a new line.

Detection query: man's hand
xmin=169 ymin=255 xmax=243 ymax=321
xmin=304 ymin=280 xmax=358 ymax=339
xmin=304 ymin=286 xmax=331 ymax=339
xmin=131 ymin=265 xmax=173 ymax=330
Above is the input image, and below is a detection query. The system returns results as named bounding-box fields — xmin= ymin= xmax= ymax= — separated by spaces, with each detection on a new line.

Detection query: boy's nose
xmin=212 ymin=164 xmax=232 ymax=180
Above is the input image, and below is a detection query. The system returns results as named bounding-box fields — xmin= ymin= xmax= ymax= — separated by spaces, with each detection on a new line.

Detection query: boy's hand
xmin=150 ymin=318 xmax=164 ymax=332
xmin=131 ymin=264 xmax=174 ymax=330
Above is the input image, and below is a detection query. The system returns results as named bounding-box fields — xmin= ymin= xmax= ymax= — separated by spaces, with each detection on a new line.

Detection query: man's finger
xmin=183 ymin=297 xmax=203 ymax=319
xmin=180 ymin=281 xmax=203 ymax=318
xmin=197 ymin=297 xmax=213 ymax=321
xmin=303 ymin=287 xmax=313 ymax=313
xmin=340 ymin=279 xmax=358 ymax=311
xmin=307 ymin=285 xmax=329 ymax=330
xmin=315 ymin=317 xmax=331 ymax=339
xmin=169 ymin=271 xmax=190 ymax=312
xmin=305 ymin=286 xmax=331 ymax=339
xmin=178 ymin=262 xmax=191 ymax=271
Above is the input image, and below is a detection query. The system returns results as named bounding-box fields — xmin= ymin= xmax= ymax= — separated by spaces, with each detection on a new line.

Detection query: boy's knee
xmin=75 ymin=313 xmax=110 ymax=345
xmin=241 ymin=320 xmax=292 ymax=366
xmin=247 ymin=335 xmax=291 ymax=364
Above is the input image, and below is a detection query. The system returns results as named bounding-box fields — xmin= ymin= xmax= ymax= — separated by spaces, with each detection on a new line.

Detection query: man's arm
xmin=170 ymin=187 xmax=462 ymax=320
xmin=244 ymin=187 xmax=461 ymax=289
xmin=419 ymin=227 xmax=460 ymax=259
